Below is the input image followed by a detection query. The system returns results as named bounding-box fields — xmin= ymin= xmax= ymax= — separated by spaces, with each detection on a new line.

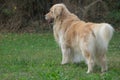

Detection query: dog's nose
xmin=45 ymin=14 xmax=47 ymax=20
xmin=45 ymin=16 xmax=48 ymax=20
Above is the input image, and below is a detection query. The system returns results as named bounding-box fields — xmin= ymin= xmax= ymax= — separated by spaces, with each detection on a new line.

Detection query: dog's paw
xmin=61 ymin=61 xmax=68 ymax=65
xmin=86 ymin=71 xmax=90 ymax=74
xmin=86 ymin=70 xmax=92 ymax=74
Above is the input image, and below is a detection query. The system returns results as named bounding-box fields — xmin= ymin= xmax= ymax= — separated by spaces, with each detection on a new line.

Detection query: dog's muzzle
xmin=45 ymin=15 xmax=54 ymax=23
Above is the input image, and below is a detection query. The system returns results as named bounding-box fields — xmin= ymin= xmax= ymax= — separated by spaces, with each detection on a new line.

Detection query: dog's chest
xmin=53 ymin=24 xmax=64 ymax=46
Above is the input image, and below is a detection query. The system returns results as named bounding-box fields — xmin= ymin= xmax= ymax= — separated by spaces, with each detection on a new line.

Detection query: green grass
xmin=0 ymin=32 xmax=120 ymax=80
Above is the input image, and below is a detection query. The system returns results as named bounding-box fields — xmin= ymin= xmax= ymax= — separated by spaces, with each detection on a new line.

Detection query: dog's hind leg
xmin=97 ymin=49 xmax=108 ymax=73
xmin=80 ymin=38 xmax=95 ymax=73
xmin=82 ymin=49 xmax=95 ymax=73
xmin=100 ymin=54 xmax=108 ymax=73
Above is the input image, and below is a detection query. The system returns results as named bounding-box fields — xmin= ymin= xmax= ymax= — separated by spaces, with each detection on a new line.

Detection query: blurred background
xmin=0 ymin=1 xmax=120 ymax=79
xmin=0 ymin=0 xmax=120 ymax=33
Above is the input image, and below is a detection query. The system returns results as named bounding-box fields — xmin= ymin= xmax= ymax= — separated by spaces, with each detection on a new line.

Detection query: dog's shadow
xmin=73 ymin=61 xmax=87 ymax=68
xmin=65 ymin=62 xmax=102 ymax=73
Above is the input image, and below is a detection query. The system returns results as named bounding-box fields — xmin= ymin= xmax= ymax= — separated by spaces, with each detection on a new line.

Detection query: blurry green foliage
xmin=0 ymin=0 xmax=120 ymax=32
xmin=2 ymin=8 xmax=14 ymax=17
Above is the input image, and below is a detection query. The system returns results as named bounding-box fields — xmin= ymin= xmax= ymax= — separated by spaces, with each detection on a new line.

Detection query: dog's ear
xmin=53 ymin=6 xmax=63 ymax=18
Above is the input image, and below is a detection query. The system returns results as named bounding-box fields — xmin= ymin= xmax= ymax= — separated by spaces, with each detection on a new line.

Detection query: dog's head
xmin=45 ymin=3 xmax=69 ymax=23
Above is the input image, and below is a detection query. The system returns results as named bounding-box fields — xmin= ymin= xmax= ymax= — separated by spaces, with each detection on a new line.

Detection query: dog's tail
xmin=100 ymin=23 xmax=114 ymax=45
xmin=95 ymin=23 xmax=114 ymax=51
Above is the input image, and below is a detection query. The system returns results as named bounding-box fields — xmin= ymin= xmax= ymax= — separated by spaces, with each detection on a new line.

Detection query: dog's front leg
xmin=61 ymin=45 xmax=71 ymax=65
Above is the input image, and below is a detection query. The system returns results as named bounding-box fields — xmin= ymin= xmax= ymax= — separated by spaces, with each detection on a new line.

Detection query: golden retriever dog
xmin=45 ymin=3 xmax=114 ymax=73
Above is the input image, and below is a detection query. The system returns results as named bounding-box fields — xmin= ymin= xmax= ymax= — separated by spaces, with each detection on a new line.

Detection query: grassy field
xmin=0 ymin=32 xmax=120 ymax=80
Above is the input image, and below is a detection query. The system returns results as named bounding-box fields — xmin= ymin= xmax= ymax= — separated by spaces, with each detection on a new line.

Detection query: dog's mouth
xmin=45 ymin=16 xmax=54 ymax=23
xmin=47 ymin=18 xmax=54 ymax=23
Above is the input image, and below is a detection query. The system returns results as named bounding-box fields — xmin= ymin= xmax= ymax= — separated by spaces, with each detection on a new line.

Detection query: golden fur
xmin=45 ymin=3 xmax=114 ymax=73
